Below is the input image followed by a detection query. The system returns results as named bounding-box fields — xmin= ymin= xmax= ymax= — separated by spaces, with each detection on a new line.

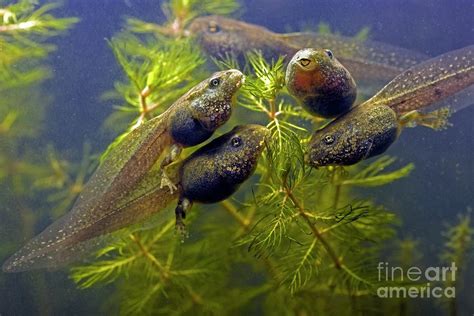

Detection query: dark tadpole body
xmin=308 ymin=45 xmax=474 ymax=167
xmin=307 ymin=104 xmax=398 ymax=166
xmin=180 ymin=124 xmax=268 ymax=203
xmin=2 ymin=124 xmax=268 ymax=272
xmin=2 ymin=69 xmax=244 ymax=273
xmin=175 ymin=124 xmax=269 ymax=230
xmin=285 ymin=48 xmax=357 ymax=118
xmin=187 ymin=15 xmax=428 ymax=89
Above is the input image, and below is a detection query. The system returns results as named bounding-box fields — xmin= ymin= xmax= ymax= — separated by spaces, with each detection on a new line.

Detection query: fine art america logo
xmin=377 ymin=262 xmax=457 ymax=298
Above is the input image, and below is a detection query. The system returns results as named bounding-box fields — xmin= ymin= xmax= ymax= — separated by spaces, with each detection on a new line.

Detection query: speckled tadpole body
xmin=307 ymin=45 xmax=474 ymax=167
xmin=3 ymin=69 xmax=244 ymax=272
xmin=187 ymin=15 xmax=428 ymax=89
xmin=285 ymin=48 xmax=357 ymax=118
xmin=175 ymin=124 xmax=269 ymax=231
xmin=1 ymin=124 xmax=267 ymax=271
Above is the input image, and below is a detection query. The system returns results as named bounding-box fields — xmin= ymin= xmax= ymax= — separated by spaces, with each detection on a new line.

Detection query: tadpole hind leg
xmin=399 ymin=107 xmax=453 ymax=131
xmin=160 ymin=144 xmax=182 ymax=193
xmin=175 ymin=196 xmax=192 ymax=241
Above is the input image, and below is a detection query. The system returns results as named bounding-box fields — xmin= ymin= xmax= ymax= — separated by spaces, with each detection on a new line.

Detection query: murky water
xmin=0 ymin=1 xmax=472 ymax=315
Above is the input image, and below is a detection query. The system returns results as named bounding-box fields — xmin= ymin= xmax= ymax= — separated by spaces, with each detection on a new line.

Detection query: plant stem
xmin=331 ymin=167 xmax=342 ymax=209
xmin=129 ymin=234 xmax=169 ymax=281
xmin=132 ymin=86 xmax=155 ymax=129
xmin=220 ymin=200 xmax=282 ymax=283
xmin=140 ymin=86 xmax=150 ymax=112
xmin=220 ymin=200 xmax=249 ymax=228
xmin=333 ymin=184 xmax=341 ymax=209
xmin=268 ymin=98 xmax=277 ymax=119
xmin=0 ymin=20 xmax=38 ymax=32
xmin=284 ymin=187 xmax=342 ymax=269
xmin=449 ymin=294 xmax=457 ymax=316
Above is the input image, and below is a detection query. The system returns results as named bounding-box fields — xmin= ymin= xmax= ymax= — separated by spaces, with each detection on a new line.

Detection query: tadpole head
xmin=226 ymin=124 xmax=270 ymax=159
xmin=211 ymin=124 xmax=269 ymax=177
xmin=286 ymin=48 xmax=353 ymax=95
xmin=217 ymin=124 xmax=270 ymax=183
xmin=180 ymin=124 xmax=269 ymax=204
xmin=214 ymin=69 xmax=245 ymax=97
xmin=307 ymin=105 xmax=399 ymax=167
xmin=286 ymin=48 xmax=336 ymax=77
xmin=186 ymin=16 xmax=263 ymax=57
xmin=306 ymin=122 xmax=353 ymax=167
xmin=192 ymin=69 xmax=244 ymax=130
xmin=291 ymin=48 xmax=328 ymax=72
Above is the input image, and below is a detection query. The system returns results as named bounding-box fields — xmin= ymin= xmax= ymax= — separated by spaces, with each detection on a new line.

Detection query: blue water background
xmin=1 ymin=0 xmax=473 ymax=314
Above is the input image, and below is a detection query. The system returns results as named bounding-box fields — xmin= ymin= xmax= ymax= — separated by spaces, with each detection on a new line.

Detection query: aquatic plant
xmin=69 ymin=17 xmax=420 ymax=313
xmin=0 ymin=1 xmax=82 ymax=313
xmin=1 ymin=0 xmax=471 ymax=315
xmin=316 ymin=22 xmax=371 ymax=41
xmin=102 ymin=34 xmax=205 ymax=134
xmin=0 ymin=0 xmax=78 ymax=248
xmin=127 ymin=0 xmax=240 ymax=37
xmin=440 ymin=213 xmax=473 ymax=316
xmin=0 ymin=1 xmax=78 ymax=89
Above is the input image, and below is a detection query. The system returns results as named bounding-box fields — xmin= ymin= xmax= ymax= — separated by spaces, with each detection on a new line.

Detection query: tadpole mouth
xmin=304 ymin=150 xmax=327 ymax=169
xmin=233 ymin=124 xmax=270 ymax=153
xmin=236 ymin=75 xmax=245 ymax=88
xmin=250 ymin=125 xmax=271 ymax=152
xmin=292 ymin=48 xmax=323 ymax=72
xmin=228 ymin=69 xmax=244 ymax=88
xmin=297 ymin=57 xmax=313 ymax=68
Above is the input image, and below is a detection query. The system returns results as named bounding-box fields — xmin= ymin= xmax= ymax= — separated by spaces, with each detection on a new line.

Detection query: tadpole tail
xmin=366 ymin=45 xmax=474 ymax=115
xmin=2 ymin=158 xmax=180 ymax=272
xmin=3 ymin=118 xmax=175 ymax=272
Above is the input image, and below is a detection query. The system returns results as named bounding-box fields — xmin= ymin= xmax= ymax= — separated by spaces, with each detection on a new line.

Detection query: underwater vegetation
xmin=0 ymin=0 xmax=81 ymax=313
xmin=0 ymin=0 xmax=473 ymax=315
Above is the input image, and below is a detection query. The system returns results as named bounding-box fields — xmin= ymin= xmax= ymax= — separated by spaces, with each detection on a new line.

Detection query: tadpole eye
xmin=209 ymin=78 xmax=220 ymax=88
xmin=299 ymin=58 xmax=312 ymax=67
xmin=325 ymin=49 xmax=334 ymax=59
xmin=323 ymin=134 xmax=335 ymax=145
xmin=208 ymin=21 xmax=220 ymax=33
xmin=231 ymin=136 xmax=242 ymax=148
